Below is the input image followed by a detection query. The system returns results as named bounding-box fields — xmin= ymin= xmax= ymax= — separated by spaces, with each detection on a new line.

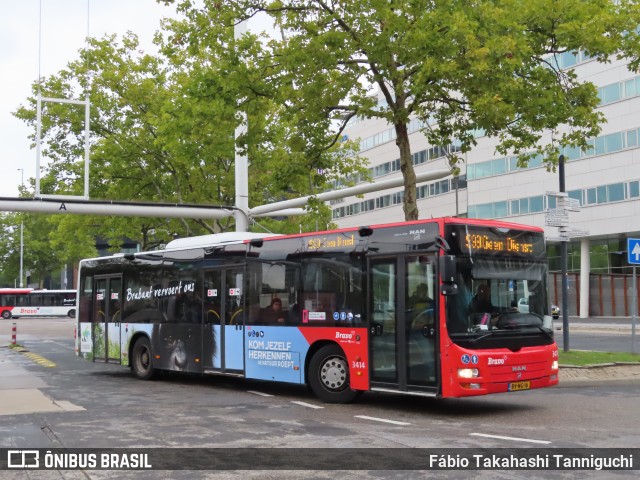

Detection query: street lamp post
xmin=18 ymin=168 xmax=24 ymax=288
xmin=559 ymin=155 xmax=569 ymax=352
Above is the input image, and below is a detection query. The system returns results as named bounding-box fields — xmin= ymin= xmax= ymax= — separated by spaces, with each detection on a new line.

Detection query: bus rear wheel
xmin=308 ymin=344 xmax=359 ymax=403
xmin=131 ymin=337 xmax=155 ymax=380
xmin=1 ymin=310 xmax=11 ymax=320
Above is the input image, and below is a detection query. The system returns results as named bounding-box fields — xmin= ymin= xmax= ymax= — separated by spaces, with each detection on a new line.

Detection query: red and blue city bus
xmin=76 ymin=217 xmax=558 ymax=402
xmin=0 ymin=288 xmax=77 ymax=319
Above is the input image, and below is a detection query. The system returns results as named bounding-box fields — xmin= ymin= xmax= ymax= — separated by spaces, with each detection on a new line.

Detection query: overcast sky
xmin=0 ymin=0 xmax=176 ymax=198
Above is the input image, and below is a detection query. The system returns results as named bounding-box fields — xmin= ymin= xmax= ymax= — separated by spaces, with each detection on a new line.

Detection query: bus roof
xmin=163 ymin=218 xmax=543 ymax=249
xmin=164 ymin=232 xmax=281 ymax=250
xmin=79 ymin=217 xmax=543 ymax=263
xmin=0 ymin=288 xmax=75 ymax=294
xmin=0 ymin=288 xmax=32 ymax=295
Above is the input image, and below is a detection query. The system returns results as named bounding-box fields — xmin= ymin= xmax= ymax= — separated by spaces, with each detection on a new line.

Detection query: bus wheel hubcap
xmin=140 ymin=349 xmax=149 ymax=369
xmin=320 ymin=356 xmax=347 ymax=391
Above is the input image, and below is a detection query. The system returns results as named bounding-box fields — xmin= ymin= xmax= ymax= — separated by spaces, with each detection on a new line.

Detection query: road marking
xmin=22 ymin=352 xmax=56 ymax=368
xmin=470 ymin=433 xmax=551 ymax=445
xmin=45 ymin=340 xmax=75 ymax=351
xmin=247 ymin=390 xmax=273 ymax=397
xmin=291 ymin=401 xmax=324 ymax=409
xmin=355 ymin=415 xmax=411 ymax=425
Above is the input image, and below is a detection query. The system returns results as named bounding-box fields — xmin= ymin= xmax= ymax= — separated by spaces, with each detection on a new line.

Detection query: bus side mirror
xmin=439 ymin=255 xmax=456 ymax=283
xmin=439 ymin=255 xmax=458 ymax=296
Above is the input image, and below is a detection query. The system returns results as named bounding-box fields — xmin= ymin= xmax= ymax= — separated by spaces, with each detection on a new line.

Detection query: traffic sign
xmin=628 ymin=238 xmax=640 ymax=264
xmin=545 ymin=208 xmax=570 ymax=227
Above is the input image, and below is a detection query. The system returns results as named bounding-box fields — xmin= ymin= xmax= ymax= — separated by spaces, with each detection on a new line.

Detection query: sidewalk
xmin=559 ymin=362 xmax=640 ymax=384
xmin=0 ymin=346 xmax=85 ymax=416
xmin=551 ymin=316 xmax=640 ymax=383
xmin=557 ymin=315 xmax=640 ymax=333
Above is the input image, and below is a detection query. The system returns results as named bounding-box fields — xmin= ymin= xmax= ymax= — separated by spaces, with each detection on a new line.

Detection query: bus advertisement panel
xmin=0 ymin=288 xmax=77 ymax=319
xmin=76 ymin=218 xmax=558 ymax=402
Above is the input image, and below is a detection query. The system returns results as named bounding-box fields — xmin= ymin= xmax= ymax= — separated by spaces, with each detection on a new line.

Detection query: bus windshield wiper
xmin=468 ymin=331 xmax=494 ymax=343
xmin=532 ymin=324 xmax=554 ymax=340
xmin=514 ymin=323 xmax=554 ymax=340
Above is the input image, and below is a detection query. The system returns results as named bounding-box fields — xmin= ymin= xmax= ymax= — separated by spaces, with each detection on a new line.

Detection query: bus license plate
xmin=508 ymin=381 xmax=530 ymax=392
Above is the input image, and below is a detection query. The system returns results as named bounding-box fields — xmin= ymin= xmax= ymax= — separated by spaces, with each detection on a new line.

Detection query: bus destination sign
xmin=447 ymin=225 xmax=545 ymax=258
xmin=307 ymin=233 xmax=356 ymax=251
xmin=465 ymin=233 xmax=534 ymax=254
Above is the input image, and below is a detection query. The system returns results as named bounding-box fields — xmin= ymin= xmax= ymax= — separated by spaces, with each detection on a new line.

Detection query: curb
xmin=558 ymin=362 xmax=640 ymax=384
xmin=559 ymin=362 xmax=640 ymax=369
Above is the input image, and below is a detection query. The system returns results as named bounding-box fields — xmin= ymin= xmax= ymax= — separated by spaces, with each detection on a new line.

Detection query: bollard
xmin=11 ymin=322 xmax=17 ymax=345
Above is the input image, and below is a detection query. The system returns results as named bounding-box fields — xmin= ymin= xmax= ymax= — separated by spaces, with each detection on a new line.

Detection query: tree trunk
xmin=395 ymin=122 xmax=418 ymax=220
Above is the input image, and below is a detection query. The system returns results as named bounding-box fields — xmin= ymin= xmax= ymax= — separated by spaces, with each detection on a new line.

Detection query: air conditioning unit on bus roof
xmin=164 ymin=232 xmax=280 ymax=250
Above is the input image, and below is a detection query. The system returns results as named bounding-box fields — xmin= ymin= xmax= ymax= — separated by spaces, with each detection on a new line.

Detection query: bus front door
xmin=92 ymin=275 xmax=122 ymax=364
xmin=202 ymin=267 xmax=245 ymax=373
xmin=369 ymin=255 xmax=437 ymax=394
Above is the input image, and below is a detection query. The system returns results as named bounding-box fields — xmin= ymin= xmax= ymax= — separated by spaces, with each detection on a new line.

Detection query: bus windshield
xmin=445 ymin=256 xmax=553 ymax=344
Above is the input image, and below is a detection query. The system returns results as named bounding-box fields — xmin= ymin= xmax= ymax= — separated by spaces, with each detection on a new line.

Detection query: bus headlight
xmin=551 ymin=360 xmax=558 ymax=371
xmin=458 ymin=368 xmax=479 ymax=379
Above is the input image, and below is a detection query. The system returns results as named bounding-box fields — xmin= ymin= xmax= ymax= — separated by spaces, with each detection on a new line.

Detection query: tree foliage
xmin=0 ymin=211 xmax=78 ymax=288
xmin=9 ymin=19 xmax=365 ymax=270
xmin=165 ymin=0 xmax=640 ymax=220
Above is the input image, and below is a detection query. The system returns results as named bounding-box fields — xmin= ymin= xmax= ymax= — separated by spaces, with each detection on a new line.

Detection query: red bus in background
xmin=76 ymin=217 xmax=558 ymax=403
xmin=0 ymin=288 xmax=77 ymax=319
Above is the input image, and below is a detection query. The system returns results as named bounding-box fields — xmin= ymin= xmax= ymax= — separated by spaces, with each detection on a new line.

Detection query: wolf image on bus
xmin=0 ymin=288 xmax=77 ymax=319
xmin=76 ymin=217 xmax=558 ymax=402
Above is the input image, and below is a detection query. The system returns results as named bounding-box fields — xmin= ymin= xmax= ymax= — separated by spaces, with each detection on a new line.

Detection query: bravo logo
xmin=335 ymin=331 xmax=355 ymax=340
xmin=487 ymin=356 xmax=507 ymax=365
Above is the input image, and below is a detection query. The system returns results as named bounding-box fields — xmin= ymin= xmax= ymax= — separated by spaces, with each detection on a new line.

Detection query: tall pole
xmin=633 ymin=264 xmax=637 ymax=354
xmin=559 ymin=154 xmax=569 ymax=352
xmin=18 ymin=168 xmax=24 ymax=288
xmin=234 ymin=20 xmax=249 ymax=232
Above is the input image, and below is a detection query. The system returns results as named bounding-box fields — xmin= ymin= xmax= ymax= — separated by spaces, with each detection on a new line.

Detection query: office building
xmin=331 ymin=54 xmax=640 ymax=318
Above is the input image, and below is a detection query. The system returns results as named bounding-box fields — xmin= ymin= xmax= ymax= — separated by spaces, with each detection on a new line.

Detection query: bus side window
xmin=302 ymin=256 xmax=362 ymax=325
xmin=253 ymin=262 xmax=299 ymax=326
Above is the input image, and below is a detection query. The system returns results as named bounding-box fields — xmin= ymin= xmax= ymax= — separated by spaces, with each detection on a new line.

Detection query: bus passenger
xmin=263 ymin=297 xmax=286 ymax=324
xmin=409 ymin=283 xmax=433 ymax=331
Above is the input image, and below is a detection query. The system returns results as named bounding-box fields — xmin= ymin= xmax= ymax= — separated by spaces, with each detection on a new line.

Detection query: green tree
xmin=167 ymin=0 xmax=640 ymax=220
xmin=14 ymin=27 xmax=366 ymax=249
xmin=0 ymin=213 xmax=22 ymax=286
xmin=0 ymin=211 xmax=71 ymax=288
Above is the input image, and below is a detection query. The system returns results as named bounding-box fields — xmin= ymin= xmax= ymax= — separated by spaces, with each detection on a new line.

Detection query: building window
xmin=608 ymin=183 xmax=625 ymax=202
xmin=494 ymin=201 xmax=508 ymax=218
xmin=492 ymin=158 xmax=507 ymax=175
xmin=530 ymin=196 xmax=544 ymax=213
xmin=600 ymin=83 xmax=622 ymax=104
xmin=568 ymin=190 xmax=582 ymax=205
xmin=605 ymin=132 xmax=623 ymax=152
xmin=625 ymin=78 xmax=637 ymax=97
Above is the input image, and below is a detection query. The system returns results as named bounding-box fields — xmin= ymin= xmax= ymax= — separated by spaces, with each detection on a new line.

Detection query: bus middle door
xmin=369 ymin=255 xmax=437 ymax=394
xmin=92 ymin=275 xmax=122 ymax=364
xmin=202 ymin=267 xmax=245 ymax=373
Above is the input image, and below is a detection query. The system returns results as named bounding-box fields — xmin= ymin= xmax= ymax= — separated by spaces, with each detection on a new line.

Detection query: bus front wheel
xmin=308 ymin=344 xmax=359 ymax=403
xmin=1 ymin=310 xmax=11 ymax=320
xmin=131 ymin=337 xmax=155 ymax=380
